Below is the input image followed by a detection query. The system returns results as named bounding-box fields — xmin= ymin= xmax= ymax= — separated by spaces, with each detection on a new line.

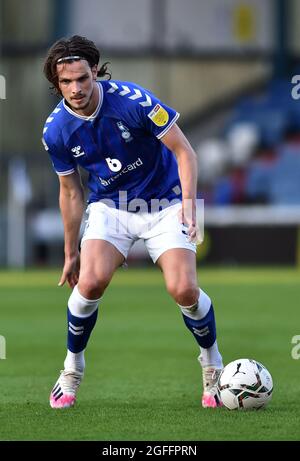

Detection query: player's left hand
xmin=182 ymin=219 xmax=198 ymax=244
xmin=186 ymin=221 xmax=197 ymax=243
xmin=179 ymin=202 xmax=200 ymax=244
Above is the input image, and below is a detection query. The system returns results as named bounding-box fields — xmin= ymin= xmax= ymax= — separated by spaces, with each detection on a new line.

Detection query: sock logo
xmin=192 ymin=326 xmax=210 ymax=337
xmin=68 ymin=322 xmax=84 ymax=336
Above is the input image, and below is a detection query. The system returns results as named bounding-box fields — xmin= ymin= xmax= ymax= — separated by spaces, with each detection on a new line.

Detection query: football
xmin=217 ymin=358 xmax=273 ymax=410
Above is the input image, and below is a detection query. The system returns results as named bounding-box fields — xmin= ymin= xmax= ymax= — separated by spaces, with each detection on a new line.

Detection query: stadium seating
xmin=199 ymin=77 xmax=300 ymax=205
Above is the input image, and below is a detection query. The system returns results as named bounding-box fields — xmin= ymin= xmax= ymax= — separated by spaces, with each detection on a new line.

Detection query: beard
xmin=65 ymin=83 xmax=98 ymax=115
xmin=70 ymin=96 xmax=91 ymax=111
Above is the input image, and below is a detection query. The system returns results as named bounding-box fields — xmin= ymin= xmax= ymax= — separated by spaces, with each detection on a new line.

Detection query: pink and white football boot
xmin=50 ymin=369 xmax=83 ymax=409
xmin=201 ymin=366 xmax=223 ymax=408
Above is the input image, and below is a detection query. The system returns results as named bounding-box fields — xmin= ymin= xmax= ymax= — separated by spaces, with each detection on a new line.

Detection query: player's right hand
xmin=58 ymin=252 xmax=80 ymax=288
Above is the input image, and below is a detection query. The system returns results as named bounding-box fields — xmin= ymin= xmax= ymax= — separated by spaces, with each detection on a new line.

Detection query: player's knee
xmin=78 ymin=275 xmax=110 ymax=299
xmin=167 ymin=282 xmax=198 ymax=305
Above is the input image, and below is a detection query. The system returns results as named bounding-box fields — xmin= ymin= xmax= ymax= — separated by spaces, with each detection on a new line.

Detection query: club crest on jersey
xmin=117 ymin=121 xmax=133 ymax=142
xmin=71 ymin=145 xmax=85 ymax=158
xmin=147 ymin=104 xmax=169 ymax=127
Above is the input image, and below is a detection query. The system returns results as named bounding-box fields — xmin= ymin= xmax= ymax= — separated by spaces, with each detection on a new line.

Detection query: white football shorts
xmin=81 ymin=201 xmax=197 ymax=263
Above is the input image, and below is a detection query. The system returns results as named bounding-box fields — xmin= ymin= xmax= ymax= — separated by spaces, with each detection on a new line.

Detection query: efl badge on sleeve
xmin=148 ymin=104 xmax=169 ymax=127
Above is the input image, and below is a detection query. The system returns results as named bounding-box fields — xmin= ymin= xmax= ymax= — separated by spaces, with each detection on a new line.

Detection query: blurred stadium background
xmin=1 ymin=0 xmax=300 ymax=269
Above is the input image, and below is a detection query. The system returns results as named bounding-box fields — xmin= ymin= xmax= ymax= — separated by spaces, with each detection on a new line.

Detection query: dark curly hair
xmin=43 ymin=35 xmax=111 ymax=95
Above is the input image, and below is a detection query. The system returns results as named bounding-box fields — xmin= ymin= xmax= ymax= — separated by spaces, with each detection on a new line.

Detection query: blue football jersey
xmin=42 ymin=80 xmax=182 ymax=208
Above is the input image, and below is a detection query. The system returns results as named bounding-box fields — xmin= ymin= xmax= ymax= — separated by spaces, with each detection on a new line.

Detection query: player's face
xmin=57 ymin=60 xmax=98 ymax=115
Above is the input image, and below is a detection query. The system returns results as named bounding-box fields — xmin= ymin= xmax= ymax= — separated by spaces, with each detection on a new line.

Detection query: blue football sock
xmin=67 ymin=307 xmax=98 ymax=353
xmin=182 ymin=304 xmax=217 ymax=349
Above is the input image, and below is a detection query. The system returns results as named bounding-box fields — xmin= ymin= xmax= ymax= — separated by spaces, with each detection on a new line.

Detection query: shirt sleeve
xmin=144 ymin=97 xmax=180 ymax=139
xmin=107 ymin=81 xmax=180 ymax=139
xmin=42 ymin=130 xmax=77 ymax=176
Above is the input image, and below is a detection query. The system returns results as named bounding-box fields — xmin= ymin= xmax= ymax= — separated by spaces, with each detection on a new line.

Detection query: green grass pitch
xmin=0 ymin=267 xmax=299 ymax=441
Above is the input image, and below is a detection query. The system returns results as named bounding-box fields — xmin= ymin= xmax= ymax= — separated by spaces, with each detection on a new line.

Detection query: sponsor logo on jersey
xmin=105 ymin=157 xmax=122 ymax=172
xmin=117 ymin=121 xmax=133 ymax=142
xmin=147 ymin=104 xmax=169 ymax=127
xmin=71 ymin=146 xmax=85 ymax=158
xmin=99 ymin=157 xmax=143 ymax=186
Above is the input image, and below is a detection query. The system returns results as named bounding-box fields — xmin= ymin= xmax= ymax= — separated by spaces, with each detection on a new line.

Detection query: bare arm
xmin=161 ymin=123 xmax=198 ymax=241
xmin=58 ymin=170 xmax=85 ymax=288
